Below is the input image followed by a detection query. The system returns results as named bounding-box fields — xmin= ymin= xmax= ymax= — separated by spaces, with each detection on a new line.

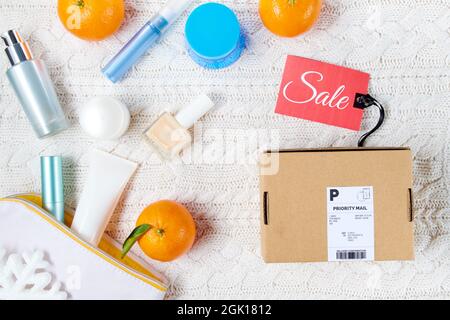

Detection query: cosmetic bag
xmin=0 ymin=194 xmax=167 ymax=300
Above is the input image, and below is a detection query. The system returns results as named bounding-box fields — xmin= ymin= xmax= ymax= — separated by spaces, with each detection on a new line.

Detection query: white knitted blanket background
xmin=0 ymin=0 xmax=449 ymax=299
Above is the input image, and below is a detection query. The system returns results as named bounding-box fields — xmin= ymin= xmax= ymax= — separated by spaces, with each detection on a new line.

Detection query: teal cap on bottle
xmin=40 ymin=156 xmax=65 ymax=223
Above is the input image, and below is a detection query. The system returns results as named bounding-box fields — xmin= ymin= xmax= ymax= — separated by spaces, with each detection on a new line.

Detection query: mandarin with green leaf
xmin=122 ymin=200 xmax=196 ymax=262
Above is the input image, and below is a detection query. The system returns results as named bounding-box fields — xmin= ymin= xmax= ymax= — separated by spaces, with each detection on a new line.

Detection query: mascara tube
xmin=41 ymin=156 xmax=65 ymax=223
xmin=102 ymin=0 xmax=194 ymax=83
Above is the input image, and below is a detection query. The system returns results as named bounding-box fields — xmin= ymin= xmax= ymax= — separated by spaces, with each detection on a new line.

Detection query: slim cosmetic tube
xmin=102 ymin=0 xmax=194 ymax=83
xmin=71 ymin=150 xmax=138 ymax=246
xmin=40 ymin=156 xmax=65 ymax=223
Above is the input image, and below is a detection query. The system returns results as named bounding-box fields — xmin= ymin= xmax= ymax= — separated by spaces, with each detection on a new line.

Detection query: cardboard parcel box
xmin=259 ymin=148 xmax=414 ymax=263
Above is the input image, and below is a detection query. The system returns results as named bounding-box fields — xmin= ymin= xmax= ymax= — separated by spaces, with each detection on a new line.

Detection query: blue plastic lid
xmin=185 ymin=3 xmax=241 ymax=60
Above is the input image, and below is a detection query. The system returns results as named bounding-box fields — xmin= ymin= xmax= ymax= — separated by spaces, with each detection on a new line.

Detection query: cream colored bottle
xmin=144 ymin=94 xmax=215 ymax=159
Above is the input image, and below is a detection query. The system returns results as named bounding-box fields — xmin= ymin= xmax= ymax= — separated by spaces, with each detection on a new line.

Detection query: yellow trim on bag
xmin=0 ymin=198 xmax=167 ymax=292
xmin=12 ymin=194 xmax=165 ymax=284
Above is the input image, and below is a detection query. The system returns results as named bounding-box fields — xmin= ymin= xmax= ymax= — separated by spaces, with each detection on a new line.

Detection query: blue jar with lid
xmin=185 ymin=2 xmax=245 ymax=69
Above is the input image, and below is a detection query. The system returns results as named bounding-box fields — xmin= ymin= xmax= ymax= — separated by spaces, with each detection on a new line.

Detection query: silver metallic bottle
xmin=2 ymin=30 xmax=69 ymax=138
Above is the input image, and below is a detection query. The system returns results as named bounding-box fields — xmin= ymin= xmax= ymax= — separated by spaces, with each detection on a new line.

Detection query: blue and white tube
xmin=102 ymin=0 xmax=193 ymax=83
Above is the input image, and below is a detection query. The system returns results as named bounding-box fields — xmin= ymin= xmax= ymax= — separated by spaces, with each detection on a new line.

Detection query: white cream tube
xmin=72 ymin=150 xmax=138 ymax=246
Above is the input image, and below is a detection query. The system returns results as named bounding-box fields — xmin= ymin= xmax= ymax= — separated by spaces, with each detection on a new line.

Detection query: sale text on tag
xmin=275 ymin=56 xmax=370 ymax=131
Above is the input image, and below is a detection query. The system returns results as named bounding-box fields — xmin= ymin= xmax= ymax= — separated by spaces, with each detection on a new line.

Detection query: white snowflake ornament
xmin=0 ymin=248 xmax=67 ymax=300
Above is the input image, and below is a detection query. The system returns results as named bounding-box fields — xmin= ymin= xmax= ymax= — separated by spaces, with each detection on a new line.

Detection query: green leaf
xmin=121 ymin=224 xmax=151 ymax=259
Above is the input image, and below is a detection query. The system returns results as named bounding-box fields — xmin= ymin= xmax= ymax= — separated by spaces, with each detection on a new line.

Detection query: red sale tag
xmin=275 ymin=56 xmax=370 ymax=131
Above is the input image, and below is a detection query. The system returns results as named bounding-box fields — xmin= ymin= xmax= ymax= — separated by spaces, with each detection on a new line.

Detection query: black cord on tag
xmin=354 ymin=93 xmax=385 ymax=147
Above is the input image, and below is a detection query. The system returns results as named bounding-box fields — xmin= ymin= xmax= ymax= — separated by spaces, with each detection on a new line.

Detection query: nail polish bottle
xmin=144 ymin=94 xmax=215 ymax=159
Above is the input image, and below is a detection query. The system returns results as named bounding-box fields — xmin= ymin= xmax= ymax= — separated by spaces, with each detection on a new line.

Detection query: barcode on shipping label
xmin=336 ymin=250 xmax=367 ymax=260
xmin=327 ymin=186 xmax=375 ymax=261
